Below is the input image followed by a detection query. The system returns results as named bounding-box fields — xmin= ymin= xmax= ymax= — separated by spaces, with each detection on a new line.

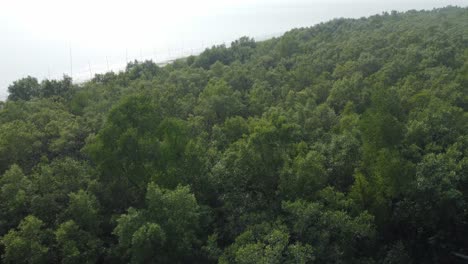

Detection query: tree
xmin=219 ymin=222 xmax=313 ymax=264
xmin=63 ymin=190 xmax=100 ymax=233
xmin=195 ymin=80 xmax=244 ymax=125
xmin=279 ymin=149 xmax=327 ymax=200
xmin=7 ymin=76 xmax=40 ymax=101
xmin=0 ymin=6 xmax=467 ymax=263
xmin=230 ymin=36 xmax=256 ymax=63
xmin=114 ymin=183 xmax=201 ymax=263
xmin=212 ymin=113 xmax=300 ymax=238
xmin=276 ymin=31 xmax=300 ymax=58
xmin=212 ymin=116 xmax=249 ymax=150
xmin=0 ymin=121 xmax=42 ymax=173
xmin=248 ymin=81 xmax=274 ymax=115
xmin=55 ymin=220 xmax=102 ymax=264
xmin=0 ymin=165 xmax=31 ymax=235
xmin=85 ymin=94 xmax=162 ymax=209
xmin=40 ymin=76 xmax=73 ymax=99
xmin=333 ymin=74 xmax=370 ymax=110
xmin=194 ymin=44 xmax=233 ymax=69
xmin=282 ymin=188 xmax=375 ymax=263
xmin=29 ymin=158 xmax=95 ymax=225
xmin=86 ymin=94 xmax=203 ymax=210
xmin=392 ymin=142 xmax=468 ymax=262
xmin=1 ymin=215 xmax=50 ymax=264
xmin=406 ymin=96 xmax=466 ymax=151
xmin=125 ymin=60 xmax=161 ymax=81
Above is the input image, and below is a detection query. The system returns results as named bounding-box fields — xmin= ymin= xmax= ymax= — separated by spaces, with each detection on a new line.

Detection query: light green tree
xmin=114 ymin=183 xmax=201 ymax=263
xmin=1 ymin=215 xmax=49 ymax=264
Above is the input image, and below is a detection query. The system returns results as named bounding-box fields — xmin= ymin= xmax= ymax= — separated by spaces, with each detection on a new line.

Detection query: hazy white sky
xmin=1 ymin=0 xmax=467 ymax=99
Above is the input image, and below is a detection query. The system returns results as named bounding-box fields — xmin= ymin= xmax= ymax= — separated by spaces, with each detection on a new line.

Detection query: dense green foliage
xmin=1 ymin=6 xmax=467 ymax=263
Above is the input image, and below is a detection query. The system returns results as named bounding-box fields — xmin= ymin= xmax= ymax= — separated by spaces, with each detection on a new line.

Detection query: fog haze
xmin=1 ymin=0 xmax=466 ymax=99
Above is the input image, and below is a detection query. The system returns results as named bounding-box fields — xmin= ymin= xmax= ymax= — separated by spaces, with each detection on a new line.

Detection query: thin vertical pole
xmin=69 ymin=43 xmax=73 ymax=78
xmin=88 ymin=61 xmax=92 ymax=79
xmin=126 ymin=49 xmax=128 ymax=64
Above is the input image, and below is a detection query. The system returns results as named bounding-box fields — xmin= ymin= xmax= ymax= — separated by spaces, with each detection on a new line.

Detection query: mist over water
xmin=0 ymin=0 xmax=466 ymax=99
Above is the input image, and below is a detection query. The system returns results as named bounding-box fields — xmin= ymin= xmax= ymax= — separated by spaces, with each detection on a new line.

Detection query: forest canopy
xmin=1 ymin=6 xmax=468 ymax=263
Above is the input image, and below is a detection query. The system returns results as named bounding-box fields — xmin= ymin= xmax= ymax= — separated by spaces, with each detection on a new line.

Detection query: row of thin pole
xmin=53 ymin=31 xmax=284 ymax=83
xmin=65 ymin=44 xmax=211 ymax=82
